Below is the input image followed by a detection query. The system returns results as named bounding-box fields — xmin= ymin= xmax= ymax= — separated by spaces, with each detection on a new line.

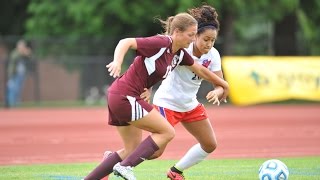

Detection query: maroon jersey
xmin=108 ymin=35 xmax=194 ymax=97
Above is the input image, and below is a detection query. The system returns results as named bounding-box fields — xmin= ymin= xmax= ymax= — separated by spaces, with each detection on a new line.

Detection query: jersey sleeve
xmin=135 ymin=35 xmax=170 ymax=57
xmin=209 ymin=48 xmax=222 ymax=72
xmin=179 ymin=48 xmax=194 ymax=66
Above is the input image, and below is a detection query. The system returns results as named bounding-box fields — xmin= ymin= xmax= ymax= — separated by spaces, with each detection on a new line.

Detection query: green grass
xmin=0 ymin=157 xmax=320 ymax=180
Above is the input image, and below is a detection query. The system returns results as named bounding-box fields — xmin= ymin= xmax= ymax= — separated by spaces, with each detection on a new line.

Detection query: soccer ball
xmin=258 ymin=159 xmax=289 ymax=180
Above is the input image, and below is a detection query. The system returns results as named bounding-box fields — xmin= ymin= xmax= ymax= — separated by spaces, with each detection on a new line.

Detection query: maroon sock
xmin=121 ymin=136 xmax=159 ymax=167
xmin=84 ymin=152 xmax=122 ymax=180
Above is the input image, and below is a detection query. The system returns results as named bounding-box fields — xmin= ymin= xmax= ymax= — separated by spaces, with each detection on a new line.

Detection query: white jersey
xmin=153 ymin=43 xmax=222 ymax=112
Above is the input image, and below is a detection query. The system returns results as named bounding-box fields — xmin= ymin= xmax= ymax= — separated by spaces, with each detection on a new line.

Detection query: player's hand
xmin=140 ymin=88 xmax=151 ymax=103
xmin=206 ymin=90 xmax=220 ymax=106
xmin=220 ymin=82 xmax=229 ymax=103
xmin=106 ymin=61 xmax=121 ymax=78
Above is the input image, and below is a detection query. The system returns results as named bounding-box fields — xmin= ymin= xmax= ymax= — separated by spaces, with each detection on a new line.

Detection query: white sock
xmin=175 ymin=143 xmax=210 ymax=171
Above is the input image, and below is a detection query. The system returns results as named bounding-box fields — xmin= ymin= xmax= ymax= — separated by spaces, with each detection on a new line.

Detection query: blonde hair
xmin=158 ymin=13 xmax=197 ymax=35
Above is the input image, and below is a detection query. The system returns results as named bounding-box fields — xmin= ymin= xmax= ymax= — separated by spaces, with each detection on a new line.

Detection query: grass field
xmin=1 ymin=156 xmax=319 ymax=180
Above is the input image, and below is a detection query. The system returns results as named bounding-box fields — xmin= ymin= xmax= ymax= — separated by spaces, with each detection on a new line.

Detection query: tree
xmin=26 ymin=0 xmax=202 ymax=38
xmin=0 ymin=0 xmax=30 ymax=36
xmin=297 ymin=0 xmax=320 ymax=55
xmin=274 ymin=13 xmax=298 ymax=55
xmin=2 ymin=0 xmax=318 ymax=56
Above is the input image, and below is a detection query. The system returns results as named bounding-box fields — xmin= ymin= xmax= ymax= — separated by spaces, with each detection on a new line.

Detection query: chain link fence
xmin=0 ymin=36 xmax=215 ymax=108
xmin=0 ymin=36 xmax=118 ymax=107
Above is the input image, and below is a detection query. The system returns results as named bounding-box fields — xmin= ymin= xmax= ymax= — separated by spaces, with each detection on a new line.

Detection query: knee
xmin=164 ymin=126 xmax=175 ymax=142
xmin=151 ymin=124 xmax=175 ymax=148
xmin=202 ymin=140 xmax=217 ymax=153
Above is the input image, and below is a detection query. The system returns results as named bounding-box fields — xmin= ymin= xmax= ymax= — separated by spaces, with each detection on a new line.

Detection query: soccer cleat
xmin=167 ymin=169 xmax=185 ymax=180
xmin=113 ymin=162 xmax=136 ymax=180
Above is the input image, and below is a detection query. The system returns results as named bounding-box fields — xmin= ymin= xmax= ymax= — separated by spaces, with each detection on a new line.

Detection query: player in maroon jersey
xmin=84 ymin=12 xmax=229 ymax=180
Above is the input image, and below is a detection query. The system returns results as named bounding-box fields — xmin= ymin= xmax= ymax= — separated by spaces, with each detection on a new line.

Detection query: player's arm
xmin=106 ymin=38 xmax=137 ymax=78
xmin=187 ymin=63 xmax=229 ymax=101
xmin=206 ymin=70 xmax=225 ymax=105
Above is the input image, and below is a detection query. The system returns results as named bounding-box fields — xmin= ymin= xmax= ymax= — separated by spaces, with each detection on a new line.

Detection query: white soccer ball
xmin=258 ymin=159 xmax=289 ymax=180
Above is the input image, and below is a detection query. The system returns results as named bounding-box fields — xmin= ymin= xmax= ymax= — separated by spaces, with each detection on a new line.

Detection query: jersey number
xmin=192 ymin=73 xmax=201 ymax=80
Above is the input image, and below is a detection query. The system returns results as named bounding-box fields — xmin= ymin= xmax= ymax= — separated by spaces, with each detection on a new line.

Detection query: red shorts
xmin=107 ymin=92 xmax=153 ymax=126
xmin=153 ymin=104 xmax=208 ymax=126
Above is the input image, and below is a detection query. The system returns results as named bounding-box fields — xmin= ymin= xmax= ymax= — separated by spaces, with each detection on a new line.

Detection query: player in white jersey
xmin=153 ymin=42 xmax=222 ymax=113
xmin=153 ymin=5 xmax=225 ymax=180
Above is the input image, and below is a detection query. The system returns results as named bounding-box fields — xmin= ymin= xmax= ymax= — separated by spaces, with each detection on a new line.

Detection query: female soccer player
xmin=153 ymin=5 xmax=225 ymax=180
xmin=84 ymin=12 xmax=229 ymax=180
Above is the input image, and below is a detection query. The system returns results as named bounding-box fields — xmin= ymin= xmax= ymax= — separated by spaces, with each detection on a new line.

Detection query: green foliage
xmin=297 ymin=0 xmax=320 ymax=54
xmin=26 ymin=0 xmax=106 ymax=37
xmin=25 ymin=0 xmax=300 ymax=37
xmin=267 ymin=0 xmax=299 ymax=20
xmin=0 ymin=0 xmax=30 ymax=35
xmin=22 ymin=0 xmax=320 ymax=55
xmin=26 ymin=0 xmax=179 ymax=37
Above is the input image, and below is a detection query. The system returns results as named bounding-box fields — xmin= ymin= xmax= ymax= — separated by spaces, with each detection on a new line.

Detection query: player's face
xmin=195 ymin=29 xmax=217 ymax=55
xmin=177 ymin=25 xmax=197 ymax=48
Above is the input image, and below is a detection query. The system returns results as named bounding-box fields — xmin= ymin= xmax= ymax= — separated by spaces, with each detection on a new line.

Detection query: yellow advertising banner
xmin=222 ymin=56 xmax=320 ymax=105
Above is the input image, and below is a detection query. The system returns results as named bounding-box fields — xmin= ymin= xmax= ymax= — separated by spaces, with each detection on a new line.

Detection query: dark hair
xmin=188 ymin=4 xmax=220 ymax=34
xmin=25 ymin=41 xmax=32 ymax=49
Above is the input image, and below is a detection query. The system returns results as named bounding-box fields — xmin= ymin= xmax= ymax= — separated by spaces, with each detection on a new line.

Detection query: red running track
xmin=0 ymin=105 xmax=319 ymax=165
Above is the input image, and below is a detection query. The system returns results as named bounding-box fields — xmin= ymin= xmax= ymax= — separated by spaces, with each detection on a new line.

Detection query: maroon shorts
xmin=107 ymin=92 xmax=154 ymax=126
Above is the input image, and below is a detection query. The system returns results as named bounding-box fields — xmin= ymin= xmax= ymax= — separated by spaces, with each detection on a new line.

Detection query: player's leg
xmin=149 ymin=105 xmax=179 ymax=160
xmin=84 ymin=126 xmax=142 ymax=180
xmin=171 ymin=119 xmax=217 ymax=173
xmin=182 ymin=118 xmax=217 ymax=153
xmin=113 ymin=108 xmax=175 ymax=179
xmin=106 ymin=94 xmax=174 ymax=179
xmin=119 ymin=108 xmax=175 ymax=166
xmin=116 ymin=126 xmax=143 ymax=159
